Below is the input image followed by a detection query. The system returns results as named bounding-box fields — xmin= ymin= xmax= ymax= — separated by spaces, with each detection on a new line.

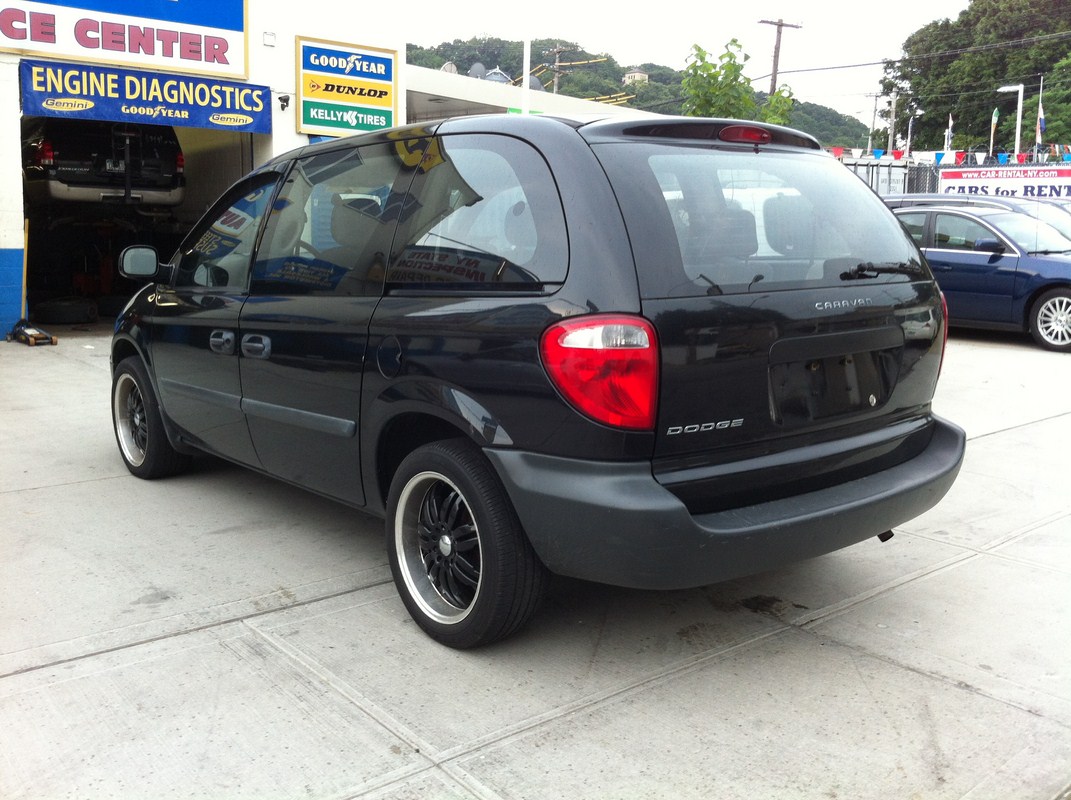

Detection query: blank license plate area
xmin=770 ymin=349 xmax=897 ymax=426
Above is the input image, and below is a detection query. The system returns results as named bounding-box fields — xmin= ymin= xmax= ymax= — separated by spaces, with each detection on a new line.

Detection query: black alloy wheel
xmin=386 ymin=438 xmax=548 ymax=648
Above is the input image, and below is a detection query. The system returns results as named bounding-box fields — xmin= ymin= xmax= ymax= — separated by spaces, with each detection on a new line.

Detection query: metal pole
xmin=867 ymin=93 xmax=878 ymax=152
xmin=887 ymin=90 xmax=898 ymax=152
xmin=759 ymin=19 xmax=801 ymax=96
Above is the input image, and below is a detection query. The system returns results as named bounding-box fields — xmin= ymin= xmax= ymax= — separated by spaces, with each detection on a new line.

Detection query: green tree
xmin=681 ymin=41 xmax=794 ymax=123
xmin=883 ymin=0 xmax=1071 ymax=152
xmin=681 ymin=41 xmax=757 ymax=119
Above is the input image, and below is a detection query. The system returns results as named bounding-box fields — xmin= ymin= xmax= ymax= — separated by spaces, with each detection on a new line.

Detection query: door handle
xmin=241 ymin=334 xmax=272 ymax=359
xmin=209 ymin=329 xmax=236 ymax=355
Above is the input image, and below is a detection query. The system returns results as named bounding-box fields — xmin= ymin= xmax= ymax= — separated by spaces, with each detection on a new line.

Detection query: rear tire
xmin=1029 ymin=289 xmax=1071 ymax=352
xmin=112 ymin=356 xmax=190 ymax=478
xmin=386 ymin=438 xmax=549 ymax=648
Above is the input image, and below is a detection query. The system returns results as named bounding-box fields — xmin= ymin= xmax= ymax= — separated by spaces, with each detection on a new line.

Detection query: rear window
xmin=595 ymin=143 xmax=923 ymax=298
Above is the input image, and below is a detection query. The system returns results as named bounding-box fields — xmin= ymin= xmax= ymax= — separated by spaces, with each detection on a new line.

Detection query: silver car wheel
xmin=1035 ymin=293 xmax=1071 ymax=348
xmin=393 ymin=470 xmax=483 ymax=625
xmin=113 ymin=372 xmax=148 ymax=468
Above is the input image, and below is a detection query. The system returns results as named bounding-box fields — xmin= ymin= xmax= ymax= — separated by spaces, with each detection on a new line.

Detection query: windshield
xmin=1027 ymin=203 xmax=1071 ymax=240
xmin=595 ymin=143 xmax=924 ymax=298
xmin=988 ymin=211 xmax=1071 ymax=253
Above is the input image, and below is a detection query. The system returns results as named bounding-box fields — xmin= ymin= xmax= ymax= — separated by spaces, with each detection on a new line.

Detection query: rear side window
xmin=596 ymin=143 xmax=922 ymax=298
xmin=898 ymin=212 xmax=927 ymax=244
xmin=251 ymin=141 xmax=422 ymax=296
xmin=387 ymin=133 xmax=568 ymax=290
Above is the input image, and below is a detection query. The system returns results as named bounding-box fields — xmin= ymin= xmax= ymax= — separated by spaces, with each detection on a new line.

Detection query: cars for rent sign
xmin=939 ymin=166 xmax=1071 ymax=199
xmin=0 ymin=0 xmax=247 ymax=79
xmin=296 ymin=37 xmax=397 ymax=137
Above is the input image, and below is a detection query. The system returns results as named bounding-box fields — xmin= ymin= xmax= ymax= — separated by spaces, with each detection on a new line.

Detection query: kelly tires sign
xmin=939 ymin=166 xmax=1071 ymax=199
xmin=296 ymin=37 xmax=397 ymax=137
xmin=21 ymin=59 xmax=271 ymax=133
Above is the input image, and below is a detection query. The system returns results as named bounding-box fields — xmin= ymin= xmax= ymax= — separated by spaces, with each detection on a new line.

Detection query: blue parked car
xmin=884 ymin=193 xmax=1071 ymax=241
xmin=893 ymin=205 xmax=1071 ymax=352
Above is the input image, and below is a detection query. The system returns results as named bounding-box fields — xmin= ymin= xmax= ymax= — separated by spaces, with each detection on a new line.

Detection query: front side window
xmin=387 ymin=134 xmax=568 ymax=290
xmin=933 ymin=214 xmax=992 ymax=251
xmin=251 ymin=141 xmax=422 ymax=296
xmin=596 ymin=143 xmax=925 ymax=298
xmin=174 ymin=174 xmax=280 ymax=290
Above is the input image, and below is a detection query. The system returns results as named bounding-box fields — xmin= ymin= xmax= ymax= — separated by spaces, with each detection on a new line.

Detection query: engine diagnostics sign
xmin=21 ymin=59 xmax=271 ymax=133
xmin=297 ymin=37 xmax=397 ymax=137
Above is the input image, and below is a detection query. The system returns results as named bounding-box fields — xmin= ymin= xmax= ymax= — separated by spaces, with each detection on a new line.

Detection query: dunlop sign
xmin=20 ymin=59 xmax=271 ymax=134
xmin=297 ymin=37 xmax=397 ymax=137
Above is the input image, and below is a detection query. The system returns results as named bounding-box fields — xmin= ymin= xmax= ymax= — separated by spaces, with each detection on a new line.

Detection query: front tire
xmin=112 ymin=356 xmax=189 ymax=479
xmin=386 ymin=439 xmax=549 ymax=648
xmin=1029 ymin=289 xmax=1071 ymax=352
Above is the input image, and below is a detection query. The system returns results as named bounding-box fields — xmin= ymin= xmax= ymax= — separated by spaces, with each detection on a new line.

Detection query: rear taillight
xmin=540 ymin=314 xmax=659 ymax=430
xmin=718 ymin=125 xmax=772 ymax=145
xmin=175 ymin=151 xmax=185 ymax=173
xmin=36 ymin=140 xmax=55 ymax=166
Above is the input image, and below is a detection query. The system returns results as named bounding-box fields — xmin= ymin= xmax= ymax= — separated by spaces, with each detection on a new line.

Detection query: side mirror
xmin=974 ymin=238 xmax=1006 ymax=254
xmin=118 ymin=245 xmax=161 ymax=280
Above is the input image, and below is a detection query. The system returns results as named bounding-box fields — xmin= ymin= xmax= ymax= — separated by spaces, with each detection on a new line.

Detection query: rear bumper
xmin=25 ymin=179 xmax=184 ymax=207
xmin=485 ymin=416 xmax=965 ymax=590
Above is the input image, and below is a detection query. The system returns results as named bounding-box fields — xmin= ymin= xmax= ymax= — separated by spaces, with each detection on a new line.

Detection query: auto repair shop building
xmin=0 ymin=1 xmax=625 ymax=333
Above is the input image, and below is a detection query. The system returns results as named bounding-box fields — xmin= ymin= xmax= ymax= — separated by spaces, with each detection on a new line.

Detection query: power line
xmin=754 ymin=29 xmax=1071 ymax=81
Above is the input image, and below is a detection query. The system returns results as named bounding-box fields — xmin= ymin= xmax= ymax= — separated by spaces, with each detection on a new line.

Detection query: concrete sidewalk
xmin=1 ymin=323 xmax=1069 ymax=799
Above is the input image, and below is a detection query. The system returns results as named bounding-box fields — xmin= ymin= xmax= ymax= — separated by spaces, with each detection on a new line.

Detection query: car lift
xmin=7 ymin=319 xmax=58 ymax=346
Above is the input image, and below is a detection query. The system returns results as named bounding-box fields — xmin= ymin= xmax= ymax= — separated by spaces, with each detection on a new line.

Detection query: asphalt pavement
xmin=1 ymin=322 xmax=1069 ymax=800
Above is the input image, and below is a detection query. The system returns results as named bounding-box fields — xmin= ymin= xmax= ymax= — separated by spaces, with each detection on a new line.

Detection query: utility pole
xmin=887 ymin=90 xmax=899 ymax=152
xmin=759 ymin=18 xmax=801 ymax=95
xmin=867 ymin=93 xmax=879 ymax=151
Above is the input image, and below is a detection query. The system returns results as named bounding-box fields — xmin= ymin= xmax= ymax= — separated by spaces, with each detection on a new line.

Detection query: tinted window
xmin=173 ymin=174 xmax=279 ymax=290
xmin=897 ymin=212 xmax=927 ymax=244
xmin=596 ymin=143 xmax=922 ymax=298
xmin=251 ymin=141 xmax=422 ymax=296
xmin=387 ymin=134 xmax=567 ymax=289
xmin=933 ymin=214 xmax=992 ymax=251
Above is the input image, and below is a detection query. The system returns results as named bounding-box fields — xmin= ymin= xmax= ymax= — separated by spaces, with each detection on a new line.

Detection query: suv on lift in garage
xmin=22 ymin=117 xmax=187 ymax=322
xmin=21 ymin=117 xmax=185 ymax=208
xmin=110 ymin=114 xmax=965 ymax=648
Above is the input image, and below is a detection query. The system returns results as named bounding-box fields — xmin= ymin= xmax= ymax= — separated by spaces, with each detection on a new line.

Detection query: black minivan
xmin=111 ymin=114 xmax=965 ymax=647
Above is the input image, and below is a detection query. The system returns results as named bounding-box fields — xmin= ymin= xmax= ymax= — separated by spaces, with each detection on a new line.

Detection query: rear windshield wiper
xmin=840 ymin=261 xmax=920 ymax=280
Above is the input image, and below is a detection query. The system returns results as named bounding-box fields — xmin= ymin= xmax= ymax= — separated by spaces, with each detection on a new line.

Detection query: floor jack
xmin=7 ymin=319 xmax=58 ymax=346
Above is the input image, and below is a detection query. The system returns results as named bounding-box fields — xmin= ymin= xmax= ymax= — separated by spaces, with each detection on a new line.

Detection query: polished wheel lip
xmin=113 ymin=372 xmax=147 ymax=468
xmin=1037 ymin=295 xmax=1071 ymax=347
xmin=395 ymin=470 xmax=483 ymax=626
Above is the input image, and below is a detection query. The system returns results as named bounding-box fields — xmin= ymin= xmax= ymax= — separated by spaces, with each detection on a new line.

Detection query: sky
xmin=401 ymin=0 xmax=973 ymax=124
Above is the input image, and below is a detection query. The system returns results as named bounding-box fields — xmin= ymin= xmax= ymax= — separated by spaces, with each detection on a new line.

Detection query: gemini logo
xmin=209 ymin=113 xmax=253 ymax=126
xmin=43 ymin=98 xmax=94 ymax=112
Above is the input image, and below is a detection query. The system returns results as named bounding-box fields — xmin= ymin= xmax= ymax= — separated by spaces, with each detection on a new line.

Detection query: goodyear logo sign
xmin=20 ymin=59 xmax=271 ymax=134
xmin=297 ymin=38 xmax=397 ymax=137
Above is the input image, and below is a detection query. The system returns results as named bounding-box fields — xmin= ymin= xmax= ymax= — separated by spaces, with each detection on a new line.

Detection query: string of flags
xmin=829 ymin=146 xmax=1071 ymax=164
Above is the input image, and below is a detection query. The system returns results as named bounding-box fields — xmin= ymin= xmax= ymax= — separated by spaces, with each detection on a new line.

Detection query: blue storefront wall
xmin=0 ymin=248 xmax=24 ymax=330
